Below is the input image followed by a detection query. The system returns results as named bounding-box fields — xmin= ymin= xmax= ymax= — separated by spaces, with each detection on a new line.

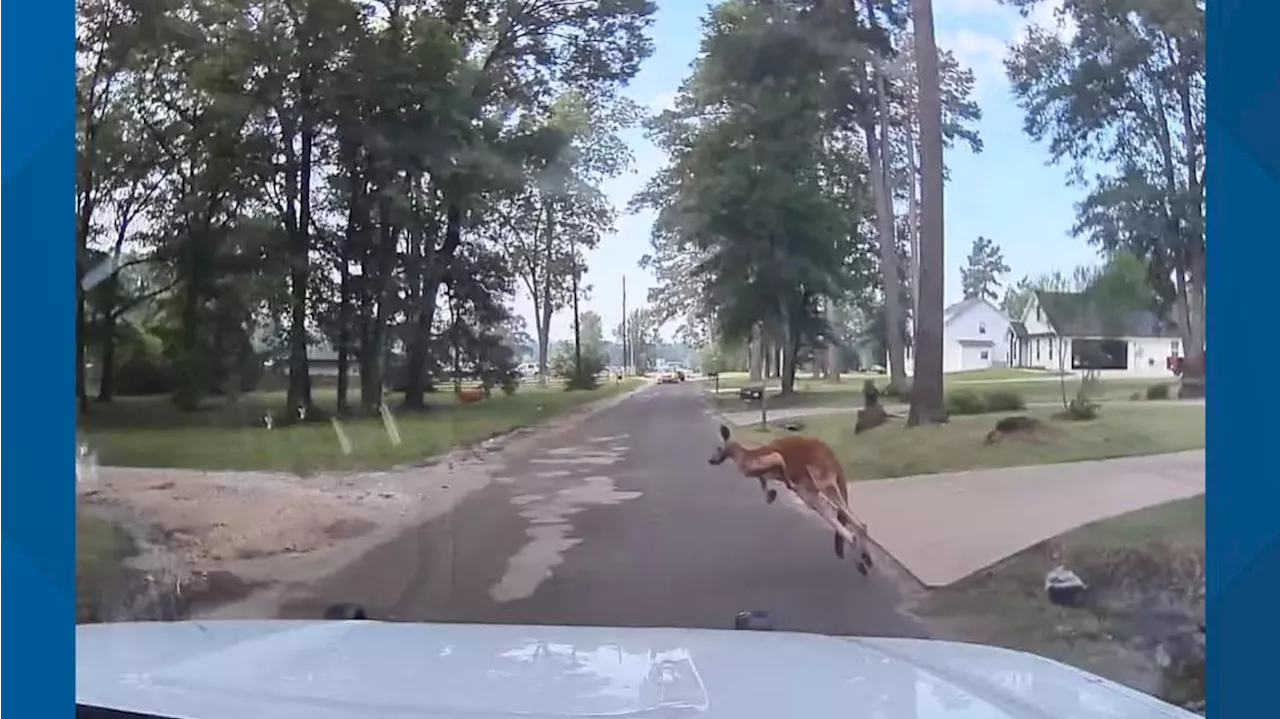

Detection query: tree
xmin=1002 ymin=0 xmax=1205 ymax=396
xmin=75 ymin=0 xmax=658 ymax=421
xmin=960 ymin=236 xmax=1010 ymax=301
xmin=907 ymin=0 xmax=948 ymax=426
xmin=635 ymin=0 xmax=875 ymax=396
xmin=614 ymin=307 xmax=659 ymax=373
xmin=579 ymin=310 xmax=606 ymax=364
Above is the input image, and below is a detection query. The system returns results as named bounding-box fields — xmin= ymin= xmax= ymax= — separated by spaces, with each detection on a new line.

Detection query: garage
xmin=958 ymin=341 xmax=994 ymax=371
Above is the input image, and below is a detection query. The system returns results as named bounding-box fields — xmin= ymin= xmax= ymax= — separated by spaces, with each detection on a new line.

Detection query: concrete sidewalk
xmin=844 ymin=451 xmax=1205 ymax=588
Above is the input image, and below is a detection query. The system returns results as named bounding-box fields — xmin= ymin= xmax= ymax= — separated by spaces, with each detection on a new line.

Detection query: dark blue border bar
xmin=1207 ymin=0 xmax=1280 ymax=716
xmin=2 ymin=0 xmax=76 ymax=715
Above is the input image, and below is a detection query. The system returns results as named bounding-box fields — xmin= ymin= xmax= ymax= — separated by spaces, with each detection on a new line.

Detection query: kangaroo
xmin=707 ymin=424 xmax=874 ymax=574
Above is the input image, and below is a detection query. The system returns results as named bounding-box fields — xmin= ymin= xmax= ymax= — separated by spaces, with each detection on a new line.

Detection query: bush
xmin=1057 ymin=398 xmax=1100 ymax=421
xmin=882 ymin=381 xmax=913 ymax=402
xmin=114 ymin=353 xmax=177 ymax=397
xmin=1146 ymin=382 xmax=1171 ymax=400
xmin=500 ymin=371 xmax=521 ymax=396
xmin=983 ymin=389 xmax=1026 ymax=412
xmin=945 ymin=390 xmax=987 ymax=416
xmin=563 ymin=351 xmax=606 ymax=391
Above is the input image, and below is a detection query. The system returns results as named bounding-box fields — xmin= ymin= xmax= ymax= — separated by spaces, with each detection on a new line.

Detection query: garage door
xmin=960 ymin=344 xmax=993 ymax=370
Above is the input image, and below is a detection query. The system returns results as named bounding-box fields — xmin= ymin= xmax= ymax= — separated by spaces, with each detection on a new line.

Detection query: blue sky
xmin=517 ymin=0 xmax=1098 ymax=343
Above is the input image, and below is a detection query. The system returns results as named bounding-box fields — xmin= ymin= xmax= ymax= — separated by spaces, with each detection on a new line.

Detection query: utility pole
xmin=571 ymin=232 xmax=582 ymax=380
xmin=616 ymin=275 xmax=622 ymax=376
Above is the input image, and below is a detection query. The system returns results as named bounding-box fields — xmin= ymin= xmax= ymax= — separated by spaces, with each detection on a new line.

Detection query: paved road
xmin=280 ymin=383 xmax=926 ymax=638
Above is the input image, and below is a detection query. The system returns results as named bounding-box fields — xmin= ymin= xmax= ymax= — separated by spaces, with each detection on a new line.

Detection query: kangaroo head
xmin=708 ymin=424 xmax=736 ymax=465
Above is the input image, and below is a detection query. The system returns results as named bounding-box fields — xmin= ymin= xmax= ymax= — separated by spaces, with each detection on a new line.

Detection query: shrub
xmin=882 ymin=381 xmax=913 ymax=401
xmin=945 ymin=390 xmax=987 ymax=416
xmin=983 ymin=389 xmax=1026 ymax=412
xmin=114 ymin=353 xmax=177 ymax=397
xmin=1056 ymin=398 xmax=1100 ymax=421
xmin=1146 ymin=382 xmax=1171 ymax=400
xmin=564 ymin=351 xmax=606 ymax=391
xmin=500 ymin=371 xmax=521 ymax=396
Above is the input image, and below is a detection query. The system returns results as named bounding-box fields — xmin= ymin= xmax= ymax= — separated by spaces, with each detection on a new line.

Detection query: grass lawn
xmin=77 ymin=511 xmax=136 ymax=623
xmin=732 ymin=404 xmax=1204 ymax=480
xmin=80 ymin=379 xmax=644 ymax=473
xmin=943 ymin=367 xmax=1062 ymax=381
xmin=709 ymin=373 xmax=1174 ymax=412
xmin=917 ymin=496 xmax=1205 ymax=709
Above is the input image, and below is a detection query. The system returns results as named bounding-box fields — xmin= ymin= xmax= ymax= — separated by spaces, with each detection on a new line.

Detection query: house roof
xmin=943 ymin=297 xmax=1009 ymax=326
xmin=1010 ymin=321 xmax=1028 ymax=339
xmin=1034 ymin=291 xmax=1178 ymax=338
xmin=943 ymin=297 xmax=981 ymax=323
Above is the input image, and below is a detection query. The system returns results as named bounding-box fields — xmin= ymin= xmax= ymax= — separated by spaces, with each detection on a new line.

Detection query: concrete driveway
xmin=847 ymin=451 xmax=1205 ymax=587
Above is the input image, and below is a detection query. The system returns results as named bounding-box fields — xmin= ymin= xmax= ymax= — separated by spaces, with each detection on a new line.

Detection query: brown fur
xmin=455 ymin=387 xmax=486 ymax=404
xmin=709 ymin=425 xmax=873 ymax=573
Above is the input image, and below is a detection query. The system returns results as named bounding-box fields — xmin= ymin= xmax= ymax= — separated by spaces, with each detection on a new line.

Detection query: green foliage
xmin=961 ymin=236 xmax=1011 ymax=301
xmin=74 ymin=0 xmax=658 ymax=419
xmin=114 ymin=351 xmax=177 ymax=397
xmin=1003 ymin=0 xmax=1205 ymax=361
xmin=501 ymin=374 xmax=521 ymax=397
xmin=563 ymin=350 xmax=606 ymax=391
xmin=1056 ymin=370 xmax=1103 ymax=421
xmin=946 ymin=390 xmax=988 ymax=417
xmin=942 ymin=388 xmax=1026 ymax=416
xmin=983 ymin=389 xmax=1027 ymax=412
xmin=882 ymin=381 xmax=913 ymax=402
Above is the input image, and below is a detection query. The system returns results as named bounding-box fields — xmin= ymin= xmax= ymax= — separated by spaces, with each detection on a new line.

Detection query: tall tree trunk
xmin=907 ymin=0 xmax=947 ymax=426
xmin=907 ymin=132 xmax=922 ymax=329
xmin=535 ymin=201 xmax=555 ymax=383
xmin=402 ymin=201 xmax=460 ymax=409
xmin=360 ymin=192 xmax=398 ymax=410
xmin=749 ymin=323 xmax=764 ymax=381
xmin=285 ymin=115 xmax=314 ymax=414
xmin=861 ymin=0 xmax=908 ymax=391
xmin=1179 ymin=248 xmax=1206 ymax=397
xmin=779 ymin=301 xmax=799 ymax=395
xmin=570 ymin=223 xmax=583 ymax=381
xmin=76 ymin=284 xmax=90 ymax=414
xmin=97 ymin=312 xmax=118 ymax=402
xmin=825 ymin=301 xmax=841 ymax=381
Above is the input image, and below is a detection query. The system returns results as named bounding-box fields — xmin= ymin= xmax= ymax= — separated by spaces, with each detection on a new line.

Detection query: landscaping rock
xmin=983 ymin=415 xmax=1049 ymax=445
xmin=854 ymin=405 xmax=888 ymax=434
xmin=1045 ymin=565 xmax=1088 ymax=606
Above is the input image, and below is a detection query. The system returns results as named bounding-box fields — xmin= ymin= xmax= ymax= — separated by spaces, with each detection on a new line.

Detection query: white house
xmin=906 ymin=297 xmax=1013 ymax=374
xmin=1009 ymin=290 xmax=1181 ymax=377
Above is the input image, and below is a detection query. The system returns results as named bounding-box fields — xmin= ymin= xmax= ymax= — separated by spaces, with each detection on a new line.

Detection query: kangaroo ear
xmin=719 ymin=424 xmax=731 ymax=441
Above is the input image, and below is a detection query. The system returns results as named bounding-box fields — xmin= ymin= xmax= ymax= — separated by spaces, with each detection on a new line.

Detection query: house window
xmin=1035 ymin=306 xmax=1042 ymax=322
xmin=1072 ymin=339 xmax=1129 ymax=370
xmin=1049 ymin=340 xmax=1054 ymax=360
xmin=978 ymin=322 xmax=987 ymax=335
xmin=980 ymin=350 xmax=989 ymax=360
xmin=1035 ymin=340 xmax=1041 ymax=361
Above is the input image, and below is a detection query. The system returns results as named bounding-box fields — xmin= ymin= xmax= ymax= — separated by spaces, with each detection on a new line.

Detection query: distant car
xmin=676 ymin=369 xmax=686 ymax=382
xmin=657 ymin=370 xmax=679 ymax=384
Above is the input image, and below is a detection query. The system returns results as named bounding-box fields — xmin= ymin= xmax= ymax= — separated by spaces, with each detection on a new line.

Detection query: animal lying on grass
xmin=707 ymin=424 xmax=874 ymax=575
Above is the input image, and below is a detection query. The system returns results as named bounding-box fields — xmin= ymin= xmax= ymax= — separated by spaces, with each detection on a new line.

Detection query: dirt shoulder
xmin=912 ymin=496 xmax=1205 ymax=713
xmin=76 ymin=384 xmax=649 ymax=620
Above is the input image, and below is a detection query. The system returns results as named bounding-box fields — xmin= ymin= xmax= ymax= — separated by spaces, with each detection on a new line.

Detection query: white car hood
xmin=76 ymin=620 xmax=1195 ymax=719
